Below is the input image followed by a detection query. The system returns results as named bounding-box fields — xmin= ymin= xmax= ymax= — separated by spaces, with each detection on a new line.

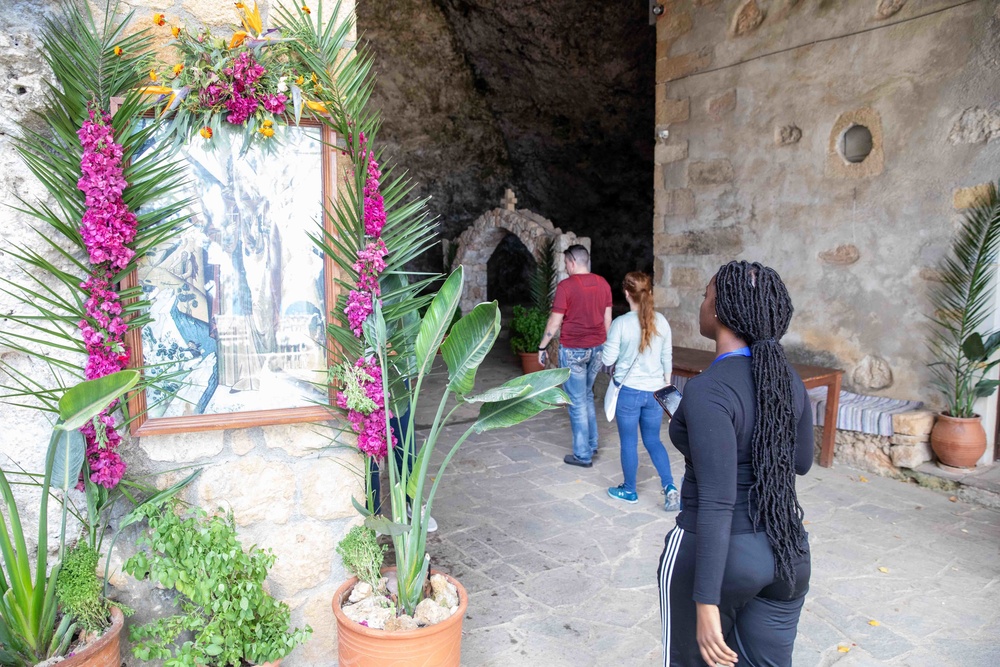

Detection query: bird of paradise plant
xmin=267 ymin=3 xmax=573 ymax=618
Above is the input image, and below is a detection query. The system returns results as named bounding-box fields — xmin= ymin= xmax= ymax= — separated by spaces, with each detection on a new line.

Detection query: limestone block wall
xmin=653 ymin=1 xmax=1000 ymax=447
xmin=0 ymin=1 xmax=360 ymax=664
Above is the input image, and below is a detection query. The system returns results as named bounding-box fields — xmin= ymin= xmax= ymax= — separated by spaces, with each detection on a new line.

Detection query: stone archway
xmin=445 ymin=190 xmax=589 ymax=315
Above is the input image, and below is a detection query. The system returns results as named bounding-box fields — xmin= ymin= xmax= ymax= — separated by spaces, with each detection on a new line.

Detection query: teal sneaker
xmin=608 ymin=485 xmax=638 ymax=504
xmin=664 ymin=484 xmax=680 ymax=512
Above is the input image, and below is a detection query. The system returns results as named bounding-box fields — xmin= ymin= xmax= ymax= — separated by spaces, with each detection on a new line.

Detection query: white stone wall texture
xmin=0 ymin=1 xmax=360 ymax=664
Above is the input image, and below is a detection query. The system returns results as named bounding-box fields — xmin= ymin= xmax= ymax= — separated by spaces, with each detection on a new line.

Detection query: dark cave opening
xmin=358 ymin=1 xmax=656 ymax=299
xmin=487 ymin=233 xmax=536 ymax=308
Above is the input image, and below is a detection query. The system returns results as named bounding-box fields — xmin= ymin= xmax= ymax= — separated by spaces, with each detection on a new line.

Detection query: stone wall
xmin=0 ymin=1 xmax=360 ymax=664
xmin=652 ymin=0 xmax=1000 ymax=449
xmin=448 ymin=204 xmax=589 ymax=314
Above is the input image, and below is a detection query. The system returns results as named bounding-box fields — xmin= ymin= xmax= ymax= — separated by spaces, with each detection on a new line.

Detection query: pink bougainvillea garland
xmin=338 ymin=137 xmax=394 ymax=459
xmin=74 ymin=108 xmax=138 ymax=489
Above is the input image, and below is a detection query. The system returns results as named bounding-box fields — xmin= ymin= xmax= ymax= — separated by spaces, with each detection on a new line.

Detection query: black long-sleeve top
xmin=668 ymin=355 xmax=813 ymax=605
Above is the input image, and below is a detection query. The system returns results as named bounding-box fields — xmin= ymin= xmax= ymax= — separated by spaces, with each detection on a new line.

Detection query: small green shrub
xmin=335 ymin=525 xmax=385 ymax=589
xmin=123 ymin=502 xmax=311 ymax=666
xmin=55 ymin=543 xmax=108 ymax=634
xmin=510 ymin=305 xmax=548 ymax=355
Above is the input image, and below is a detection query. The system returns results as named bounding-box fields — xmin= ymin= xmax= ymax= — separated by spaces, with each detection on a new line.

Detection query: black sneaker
xmin=563 ymin=454 xmax=593 ymax=468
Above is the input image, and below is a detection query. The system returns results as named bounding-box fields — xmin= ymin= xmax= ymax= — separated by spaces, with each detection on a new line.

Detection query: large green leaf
xmin=50 ymin=430 xmax=85 ymax=494
xmin=440 ymin=301 xmax=500 ymax=396
xmin=364 ymin=515 xmax=411 ymax=537
xmin=473 ymin=369 xmax=570 ymax=433
xmin=56 ymin=370 xmax=140 ymax=431
xmin=414 ymin=268 xmax=463 ymax=377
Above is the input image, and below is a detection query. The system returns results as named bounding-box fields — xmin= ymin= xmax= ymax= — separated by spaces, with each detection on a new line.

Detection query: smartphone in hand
xmin=654 ymin=385 xmax=682 ymax=419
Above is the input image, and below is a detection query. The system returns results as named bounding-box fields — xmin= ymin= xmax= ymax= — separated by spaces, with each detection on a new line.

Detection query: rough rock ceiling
xmin=359 ymin=0 xmax=655 ymax=289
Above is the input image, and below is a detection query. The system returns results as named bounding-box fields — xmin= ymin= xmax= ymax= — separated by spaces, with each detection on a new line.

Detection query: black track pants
xmin=657 ymin=527 xmax=810 ymax=667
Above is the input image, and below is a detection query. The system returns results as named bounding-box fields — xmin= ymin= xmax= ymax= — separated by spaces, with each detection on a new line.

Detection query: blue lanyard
xmin=711 ymin=346 xmax=751 ymax=366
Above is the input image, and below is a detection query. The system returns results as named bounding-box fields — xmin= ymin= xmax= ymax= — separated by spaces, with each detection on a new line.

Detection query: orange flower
xmin=311 ymin=72 xmax=318 ymax=84
xmin=200 ymin=127 xmax=213 ymax=139
xmin=172 ymin=64 xmax=184 ymax=76
xmin=153 ymin=13 xmax=166 ymax=26
xmin=295 ymin=74 xmax=305 ymax=86
xmin=305 ymin=100 xmax=327 ymax=113
xmin=262 ymin=119 xmax=274 ymax=128
xmin=229 ymin=31 xmax=248 ymax=48
xmin=171 ymin=25 xmax=181 ymax=38
xmin=258 ymin=126 xmax=275 ymax=138
xmin=149 ymin=69 xmax=158 ymax=82
xmin=302 ymin=4 xmax=311 ymax=14
xmin=113 ymin=46 xmax=123 ymax=56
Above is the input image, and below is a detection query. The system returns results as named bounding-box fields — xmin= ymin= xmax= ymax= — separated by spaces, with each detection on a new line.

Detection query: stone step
xmin=910 ymin=461 xmax=1000 ymax=510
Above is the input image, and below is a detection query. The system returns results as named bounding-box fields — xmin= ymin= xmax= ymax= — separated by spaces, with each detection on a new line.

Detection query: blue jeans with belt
xmin=559 ymin=345 xmax=603 ymax=462
xmin=615 ymin=384 xmax=674 ymax=493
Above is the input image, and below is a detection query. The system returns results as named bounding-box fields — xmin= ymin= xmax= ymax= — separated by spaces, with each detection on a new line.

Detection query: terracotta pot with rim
xmin=333 ymin=567 xmax=468 ymax=667
xmin=930 ymin=413 xmax=987 ymax=469
xmin=518 ymin=351 xmax=544 ymax=374
xmin=58 ymin=605 xmax=123 ymax=667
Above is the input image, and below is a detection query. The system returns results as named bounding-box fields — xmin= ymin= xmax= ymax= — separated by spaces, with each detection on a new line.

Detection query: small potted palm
xmin=928 ymin=180 xmax=1000 ymax=468
xmin=510 ymin=238 xmax=558 ymax=373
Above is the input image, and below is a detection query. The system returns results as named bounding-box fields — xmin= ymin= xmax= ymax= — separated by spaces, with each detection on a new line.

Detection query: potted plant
xmin=331 ymin=267 xmax=569 ymax=665
xmin=510 ymin=238 xmax=558 ymax=373
xmin=928 ymin=181 xmax=1000 ymax=468
xmin=0 ymin=370 xmax=139 ymax=666
xmin=123 ymin=500 xmax=311 ymax=666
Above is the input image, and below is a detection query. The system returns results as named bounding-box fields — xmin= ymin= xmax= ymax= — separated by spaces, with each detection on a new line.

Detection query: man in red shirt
xmin=538 ymin=245 xmax=612 ymax=467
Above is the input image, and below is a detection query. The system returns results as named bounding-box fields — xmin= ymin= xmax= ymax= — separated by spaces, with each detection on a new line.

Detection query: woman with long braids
xmin=601 ymin=271 xmax=679 ymax=510
xmin=658 ymin=261 xmax=813 ymax=667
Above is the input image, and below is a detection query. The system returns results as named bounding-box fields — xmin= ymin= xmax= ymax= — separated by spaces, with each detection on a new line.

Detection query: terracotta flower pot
xmin=518 ymin=351 xmax=544 ymax=374
xmin=930 ymin=413 xmax=987 ymax=469
xmin=332 ymin=568 xmax=468 ymax=667
xmin=58 ymin=606 xmax=124 ymax=667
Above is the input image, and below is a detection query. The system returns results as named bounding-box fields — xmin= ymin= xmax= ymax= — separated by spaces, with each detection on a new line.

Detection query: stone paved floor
xmin=412 ymin=348 xmax=1000 ymax=666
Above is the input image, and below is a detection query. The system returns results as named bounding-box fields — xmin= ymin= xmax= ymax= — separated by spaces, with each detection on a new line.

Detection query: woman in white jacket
xmin=602 ymin=272 xmax=679 ymax=511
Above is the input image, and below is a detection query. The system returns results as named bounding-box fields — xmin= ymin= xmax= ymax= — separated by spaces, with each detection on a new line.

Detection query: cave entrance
xmin=487 ymin=233 xmax=535 ymax=307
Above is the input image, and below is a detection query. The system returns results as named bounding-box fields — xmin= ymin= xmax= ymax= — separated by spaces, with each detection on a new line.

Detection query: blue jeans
xmin=559 ymin=345 xmax=603 ymax=462
xmin=615 ymin=385 xmax=674 ymax=493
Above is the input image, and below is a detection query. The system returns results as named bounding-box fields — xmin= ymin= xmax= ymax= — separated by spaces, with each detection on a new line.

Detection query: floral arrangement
xmin=144 ymin=2 xmax=330 ymax=147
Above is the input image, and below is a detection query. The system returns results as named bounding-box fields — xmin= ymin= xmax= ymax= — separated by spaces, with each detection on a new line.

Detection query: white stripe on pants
xmin=659 ymin=526 xmax=685 ymax=667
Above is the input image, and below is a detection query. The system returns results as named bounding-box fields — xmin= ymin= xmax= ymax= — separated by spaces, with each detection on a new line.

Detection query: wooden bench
xmin=671 ymin=346 xmax=844 ymax=468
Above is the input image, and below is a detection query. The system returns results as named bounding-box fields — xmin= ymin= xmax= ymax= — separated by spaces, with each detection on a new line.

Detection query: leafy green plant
xmin=928 ymin=181 xmax=1000 ymax=417
xmin=364 ymin=267 xmax=571 ymax=616
xmin=0 ymin=370 xmax=139 ymax=666
xmin=123 ymin=501 xmax=311 ymax=666
xmin=509 ymin=305 xmax=549 ymax=355
xmin=336 ymin=525 xmax=385 ymax=590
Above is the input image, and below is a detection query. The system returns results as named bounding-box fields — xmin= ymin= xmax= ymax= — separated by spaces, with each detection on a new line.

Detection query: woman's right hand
xmin=696 ymin=602 xmax=738 ymax=666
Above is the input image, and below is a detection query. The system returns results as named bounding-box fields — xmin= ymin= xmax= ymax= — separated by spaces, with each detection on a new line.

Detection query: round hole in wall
xmin=839 ymin=124 xmax=873 ymax=164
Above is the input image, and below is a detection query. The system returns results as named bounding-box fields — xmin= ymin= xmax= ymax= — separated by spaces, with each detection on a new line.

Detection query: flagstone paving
xmin=412 ymin=349 xmax=1000 ymax=666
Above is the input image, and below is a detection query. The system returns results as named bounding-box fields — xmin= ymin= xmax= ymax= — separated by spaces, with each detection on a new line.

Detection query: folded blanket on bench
xmin=808 ymin=387 xmax=922 ymax=437
xmin=669 ymin=375 xmax=921 ymax=437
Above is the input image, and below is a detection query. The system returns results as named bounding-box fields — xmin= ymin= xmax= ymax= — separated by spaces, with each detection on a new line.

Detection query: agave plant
xmin=928 ymin=181 xmax=1000 ymax=418
xmin=0 ymin=370 xmax=138 ymax=666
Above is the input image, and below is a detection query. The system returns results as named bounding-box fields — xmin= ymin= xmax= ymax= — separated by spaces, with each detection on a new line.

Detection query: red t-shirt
xmin=552 ymin=273 xmax=612 ymax=348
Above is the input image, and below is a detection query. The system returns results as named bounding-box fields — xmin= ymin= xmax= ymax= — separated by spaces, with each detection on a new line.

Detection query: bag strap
xmin=616 ymin=356 xmax=639 ymax=387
